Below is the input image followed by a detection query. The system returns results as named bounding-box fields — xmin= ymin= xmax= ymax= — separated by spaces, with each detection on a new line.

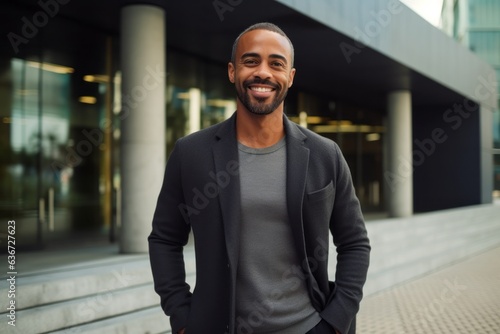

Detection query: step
xmin=2 ymin=284 xmax=157 ymax=334
xmin=0 ymin=257 xmax=151 ymax=311
xmin=0 ymin=250 xmax=196 ymax=311
xmin=367 ymin=218 xmax=500 ymax=274
xmin=364 ymin=234 xmax=500 ymax=295
xmin=50 ymin=307 xmax=171 ymax=334
xmin=361 ymin=204 xmax=500 ymax=296
xmin=0 ymin=251 xmax=196 ymax=334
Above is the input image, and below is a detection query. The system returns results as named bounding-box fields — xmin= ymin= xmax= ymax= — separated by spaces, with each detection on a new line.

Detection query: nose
xmin=253 ymin=63 xmax=272 ymax=80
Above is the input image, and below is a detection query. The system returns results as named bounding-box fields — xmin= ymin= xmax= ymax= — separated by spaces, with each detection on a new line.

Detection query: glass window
xmin=165 ymin=50 xmax=234 ymax=155
xmin=0 ymin=5 xmax=116 ymax=248
xmin=469 ymin=32 xmax=500 ymax=66
xmin=469 ymin=0 xmax=500 ymax=29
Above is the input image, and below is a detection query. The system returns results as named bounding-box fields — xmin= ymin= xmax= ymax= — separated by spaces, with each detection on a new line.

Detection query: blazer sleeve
xmin=320 ymin=143 xmax=371 ymax=334
xmin=148 ymin=141 xmax=192 ymax=333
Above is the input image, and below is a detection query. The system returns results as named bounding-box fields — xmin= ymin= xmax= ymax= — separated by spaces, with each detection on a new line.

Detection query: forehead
xmin=236 ymin=29 xmax=292 ymax=61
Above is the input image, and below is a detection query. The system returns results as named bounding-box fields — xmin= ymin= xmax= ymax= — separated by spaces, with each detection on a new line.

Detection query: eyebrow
xmin=241 ymin=52 xmax=288 ymax=64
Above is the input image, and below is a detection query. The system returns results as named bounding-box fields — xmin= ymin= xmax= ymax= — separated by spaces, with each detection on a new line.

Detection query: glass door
xmin=0 ymin=25 xmax=116 ymax=250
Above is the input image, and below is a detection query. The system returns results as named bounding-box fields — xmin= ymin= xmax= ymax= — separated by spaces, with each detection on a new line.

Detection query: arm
xmin=320 ymin=144 xmax=371 ymax=334
xmin=148 ymin=143 xmax=192 ymax=334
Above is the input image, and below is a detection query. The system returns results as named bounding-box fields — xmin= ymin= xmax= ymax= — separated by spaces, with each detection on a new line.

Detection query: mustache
xmin=243 ymin=78 xmax=280 ymax=90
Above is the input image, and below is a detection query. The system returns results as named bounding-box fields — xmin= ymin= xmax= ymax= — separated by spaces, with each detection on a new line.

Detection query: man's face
xmin=228 ymin=29 xmax=296 ymax=116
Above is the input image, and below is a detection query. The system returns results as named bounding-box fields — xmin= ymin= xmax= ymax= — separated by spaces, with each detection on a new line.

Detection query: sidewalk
xmin=357 ymin=246 xmax=500 ymax=333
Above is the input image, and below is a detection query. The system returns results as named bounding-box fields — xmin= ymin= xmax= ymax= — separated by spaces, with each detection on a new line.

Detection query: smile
xmin=249 ymin=86 xmax=275 ymax=92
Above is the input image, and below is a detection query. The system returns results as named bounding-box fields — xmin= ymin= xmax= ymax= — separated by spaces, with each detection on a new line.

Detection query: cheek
xmin=281 ymin=78 xmax=292 ymax=90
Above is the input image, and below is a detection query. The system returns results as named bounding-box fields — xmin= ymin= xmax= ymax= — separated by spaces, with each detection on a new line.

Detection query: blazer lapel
xmin=212 ymin=113 xmax=241 ymax=272
xmin=284 ymin=116 xmax=310 ymax=261
xmin=284 ymin=116 xmax=325 ymax=310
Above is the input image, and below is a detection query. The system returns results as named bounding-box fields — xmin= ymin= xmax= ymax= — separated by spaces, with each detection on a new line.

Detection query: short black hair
xmin=231 ymin=22 xmax=294 ymax=66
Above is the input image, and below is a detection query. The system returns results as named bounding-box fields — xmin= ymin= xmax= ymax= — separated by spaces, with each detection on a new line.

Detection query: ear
xmin=288 ymin=68 xmax=296 ymax=88
xmin=228 ymin=62 xmax=235 ymax=83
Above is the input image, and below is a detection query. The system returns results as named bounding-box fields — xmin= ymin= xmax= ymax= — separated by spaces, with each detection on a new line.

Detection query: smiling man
xmin=149 ymin=22 xmax=370 ymax=334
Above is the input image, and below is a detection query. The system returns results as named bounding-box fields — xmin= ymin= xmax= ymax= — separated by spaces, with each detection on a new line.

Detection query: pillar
xmin=480 ymin=104 xmax=494 ymax=204
xmin=386 ymin=90 xmax=413 ymax=217
xmin=120 ymin=4 xmax=166 ymax=253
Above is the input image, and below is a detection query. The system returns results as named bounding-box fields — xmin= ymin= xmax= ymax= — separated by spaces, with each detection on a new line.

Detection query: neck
xmin=236 ymin=104 xmax=285 ymax=148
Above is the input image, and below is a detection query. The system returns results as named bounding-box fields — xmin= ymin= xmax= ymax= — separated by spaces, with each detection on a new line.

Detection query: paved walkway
xmin=357 ymin=246 xmax=500 ymax=333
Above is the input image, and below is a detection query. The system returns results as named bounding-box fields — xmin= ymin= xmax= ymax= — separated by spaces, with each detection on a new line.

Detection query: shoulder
xmin=287 ymin=120 xmax=350 ymax=176
xmin=289 ymin=121 xmax=341 ymax=156
xmin=169 ymin=116 xmax=235 ymax=166
xmin=176 ymin=116 xmax=232 ymax=149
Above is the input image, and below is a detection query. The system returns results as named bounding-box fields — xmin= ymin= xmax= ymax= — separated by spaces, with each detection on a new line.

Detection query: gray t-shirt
xmin=235 ymin=137 xmax=321 ymax=334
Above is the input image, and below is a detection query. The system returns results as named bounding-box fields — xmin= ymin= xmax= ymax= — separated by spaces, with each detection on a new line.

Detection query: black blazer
xmin=149 ymin=113 xmax=370 ymax=334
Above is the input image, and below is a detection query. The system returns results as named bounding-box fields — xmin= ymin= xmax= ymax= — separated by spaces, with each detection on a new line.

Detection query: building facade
xmin=0 ymin=0 xmax=497 ymax=251
xmin=441 ymin=0 xmax=500 ymax=196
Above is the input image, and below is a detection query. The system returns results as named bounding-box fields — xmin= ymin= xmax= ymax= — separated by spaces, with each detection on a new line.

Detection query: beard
xmin=236 ymin=78 xmax=288 ymax=116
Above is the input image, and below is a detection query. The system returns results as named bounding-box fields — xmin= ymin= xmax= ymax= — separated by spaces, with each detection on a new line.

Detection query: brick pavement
xmin=357 ymin=246 xmax=500 ymax=333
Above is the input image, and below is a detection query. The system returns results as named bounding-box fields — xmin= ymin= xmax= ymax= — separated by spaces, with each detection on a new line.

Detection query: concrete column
xmin=386 ymin=90 xmax=413 ymax=217
xmin=120 ymin=4 xmax=166 ymax=253
xmin=480 ymin=104 xmax=494 ymax=204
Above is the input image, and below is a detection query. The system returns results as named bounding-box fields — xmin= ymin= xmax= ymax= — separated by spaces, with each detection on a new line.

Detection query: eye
xmin=243 ymin=59 xmax=258 ymax=65
xmin=271 ymin=61 xmax=285 ymax=68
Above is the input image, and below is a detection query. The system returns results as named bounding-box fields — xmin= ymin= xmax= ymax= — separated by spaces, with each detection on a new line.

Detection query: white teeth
xmin=251 ymin=87 xmax=273 ymax=92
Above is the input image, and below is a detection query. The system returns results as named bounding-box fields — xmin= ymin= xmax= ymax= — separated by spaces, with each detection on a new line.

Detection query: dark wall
xmin=412 ymin=100 xmax=481 ymax=212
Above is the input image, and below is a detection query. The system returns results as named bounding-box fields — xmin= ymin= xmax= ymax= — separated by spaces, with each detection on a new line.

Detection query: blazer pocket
xmin=307 ymin=181 xmax=334 ymax=202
